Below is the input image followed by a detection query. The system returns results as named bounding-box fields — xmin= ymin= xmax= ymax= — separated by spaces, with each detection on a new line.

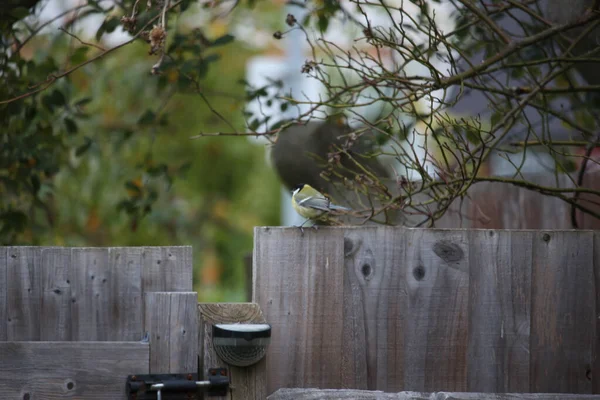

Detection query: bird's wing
xmin=296 ymin=193 xmax=332 ymax=211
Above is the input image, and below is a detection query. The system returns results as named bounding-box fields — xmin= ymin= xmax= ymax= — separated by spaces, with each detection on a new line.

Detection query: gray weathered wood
xmin=594 ymin=232 xmax=600 ymax=393
xmin=71 ymin=247 xmax=111 ymax=341
xmin=531 ymin=231 xmax=594 ymax=393
xmin=342 ymin=227 xmax=406 ymax=390
xmin=198 ymin=302 xmax=267 ymax=400
xmin=403 ymin=229 xmax=469 ymax=391
xmin=0 ymin=247 xmax=6 ymax=341
xmin=0 ymin=341 xmax=149 ymax=399
xmin=256 ymin=227 xmax=600 ymax=394
xmin=142 ymin=246 xmax=193 ymax=292
xmin=6 ymin=246 xmax=41 ymax=340
xmin=109 ymin=247 xmax=143 ymax=341
xmin=467 ymin=230 xmax=532 ymax=392
xmin=254 ymin=227 xmax=346 ymax=393
xmin=40 ymin=247 xmax=72 ymax=341
xmin=144 ymin=292 xmax=198 ymax=373
xmin=268 ymin=388 xmax=600 ymax=400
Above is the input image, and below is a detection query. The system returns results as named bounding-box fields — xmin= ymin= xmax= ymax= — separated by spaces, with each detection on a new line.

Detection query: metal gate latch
xmin=127 ymin=368 xmax=229 ymax=399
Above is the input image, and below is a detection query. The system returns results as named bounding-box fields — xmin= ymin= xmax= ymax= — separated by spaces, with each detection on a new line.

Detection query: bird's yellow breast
xmin=292 ymin=196 xmax=325 ymax=219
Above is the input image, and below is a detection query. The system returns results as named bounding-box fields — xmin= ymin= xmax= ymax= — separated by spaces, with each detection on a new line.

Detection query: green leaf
xmin=41 ymin=90 xmax=66 ymax=112
xmin=31 ymin=175 xmax=40 ymax=194
xmin=490 ymin=111 xmax=503 ymax=128
xmin=280 ymin=102 xmax=289 ymax=112
xmin=211 ymin=34 xmax=235 ymax=47
xmin=248 ymin=119 xmax=261 ymax=131
xmin=64 ymin=118 xmax=78 ymax=135
xmin=197 ymin=54 xmax=220 ymax=78
xmin=125 ymin=180 xmax=142 ymax=195
xmin=147 ymin=163 xmax=168 ymax=176
xmin=317 ymin=15 xmax=329 ymax=32
xmin=70 ymin=47 xmax=90 ymax=65
xmin=75 ymin=137 xmax=93 ymax=157
xmin=138 ymin=110 xmax=156 ymax=125
xmin=96 ymin=16 xmax=120 ymax=41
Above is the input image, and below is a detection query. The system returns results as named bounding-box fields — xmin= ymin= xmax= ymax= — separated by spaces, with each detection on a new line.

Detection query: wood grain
xmin=0 ymin=247 xmax=6 ymax=341
xmin=109 ymin=247 xmax=143 ymax=341
xmin=594 ymin=232 xmax=600 ymax=394
xmin=40 ymin=247 xmax=72 ymax=341
xmin=144 ymin=292 xmax=198 ymax=374
xmin=6 ymin=246 xmax=41 ymax=341
xmin=268 ymin=388 xmax=600 ymax=400
xmin=342 ymin=227 xmax=406 ymax=391
xmin=71 ymin=247 xmax=111 ymax=341
xmin=531 ymin=231 xmax=594 ymax=393
xmin=403 ymin=228 xmax=469 ymax=392
xmin=254 ymin=227 xmax=346 ymax=393
xmin=142 ymin=246 xmax=193 ymax=292
xmin=467 ymin=230 xmax=532 ymax=392
xmin=0 ymin=341 xmax=149 ymax=399
xmin=198 ymin=303 xmax=267 ymax=400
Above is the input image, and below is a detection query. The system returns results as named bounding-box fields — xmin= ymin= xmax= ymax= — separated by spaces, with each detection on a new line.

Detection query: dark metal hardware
xmin=127 ymin=368 xmax=229 ymax=399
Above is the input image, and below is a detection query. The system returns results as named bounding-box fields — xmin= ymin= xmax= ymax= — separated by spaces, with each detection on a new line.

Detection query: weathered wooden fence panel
xmin=0 ymin=341 xmax=149 ymax=399
xmin=254 ymin=227 xmax=600 ymax=395
xmin=268 ymin=388 xmax=600 ymax=399
xmin=0 ymin=246 xmax=193 ymax=342
xmin=0 ymin=246 xmax=197 ymax=400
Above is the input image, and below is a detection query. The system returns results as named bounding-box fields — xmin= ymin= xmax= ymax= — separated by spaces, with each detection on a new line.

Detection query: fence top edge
xmin=0 ymin=245 xmax=193 ymax=249
xmin=254 ymin=226 xmax=598 ymax=233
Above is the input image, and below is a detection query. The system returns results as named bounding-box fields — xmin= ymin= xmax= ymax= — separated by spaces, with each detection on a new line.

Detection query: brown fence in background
xmin=435 ymin=172 xmax=600 ymax=229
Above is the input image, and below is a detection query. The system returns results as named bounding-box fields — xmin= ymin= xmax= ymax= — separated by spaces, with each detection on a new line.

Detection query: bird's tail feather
xmin=330 ymin=204 xmax=351 ymax=211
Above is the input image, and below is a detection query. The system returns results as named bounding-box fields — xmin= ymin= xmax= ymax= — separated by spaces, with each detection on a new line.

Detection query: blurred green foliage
xmin=1 ymin=0 xmax=282 ymax=301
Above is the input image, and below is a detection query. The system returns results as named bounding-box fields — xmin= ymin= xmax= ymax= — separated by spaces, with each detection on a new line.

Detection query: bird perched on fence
xmin=291 ymin=183 xmax=351 ymax=231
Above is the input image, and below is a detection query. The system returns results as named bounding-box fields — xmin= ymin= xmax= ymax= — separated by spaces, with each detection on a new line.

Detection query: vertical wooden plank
xmin=531 ymin=230 xmax=594 ymax=393
xmin=253 ymin=227 xmax=345 ymax=394
xmin=142 ymin=246 xmax=193 ymax=292
xmin=198 ymin=303 xmax=267 ymax=400
xmin=169 ymin=292 xmax=198 ymax=372
xmin=6 ymin=246 xmax=41 ymax=341
xmin=467 ymin=230 xmax=531 ymax=392
xmin=403 ymin=229 xmax=469 ymax=392
xmin=71 ymin=248 xmax=111 ymax=341
xmin=594 ymin=232 xmax=600 ymax=393
xmin=144 ymin=292 xmax=198 ymax=373
xmin=341 ymin=227 xmax=406 ymax=391
xmin=40 ymin=248 xmax=72 ymax=341
xmin=0 ymin=247 xmax=6 ymax=341
xmin=109 ymin=247 xmax=143 ymax=341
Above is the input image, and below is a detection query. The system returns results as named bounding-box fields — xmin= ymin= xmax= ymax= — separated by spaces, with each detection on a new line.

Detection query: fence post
xmin=198 ymin=302 xmax=267 ymax=400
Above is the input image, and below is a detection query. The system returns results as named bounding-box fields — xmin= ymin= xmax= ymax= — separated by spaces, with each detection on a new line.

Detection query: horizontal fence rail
xmin=253 ymin=227 xmax=600 ymax=395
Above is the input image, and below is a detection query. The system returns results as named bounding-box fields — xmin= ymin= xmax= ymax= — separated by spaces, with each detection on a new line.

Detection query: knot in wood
xmin=413 ymin=265 xmax=425 ymax=281
xmin=361 ymin=263 xmax=372 ymax=279
xmin=432 ymin=240 xmax=463 ymax=263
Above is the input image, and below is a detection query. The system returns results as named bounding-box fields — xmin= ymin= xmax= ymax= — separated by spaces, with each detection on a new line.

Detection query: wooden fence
xmin=253 ymin=227 xmax=600 ymax=396
xmin=4 ymin=227 xmax=600 ymax=399
xmin=435 ymin=173 xmax=600 ymax=229
xmin=0 ymin=246 xmax=198 ymax=398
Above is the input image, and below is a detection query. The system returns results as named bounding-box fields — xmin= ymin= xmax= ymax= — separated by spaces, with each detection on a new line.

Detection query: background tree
xmin=1 ymin=0 xmax=282 ymax=300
